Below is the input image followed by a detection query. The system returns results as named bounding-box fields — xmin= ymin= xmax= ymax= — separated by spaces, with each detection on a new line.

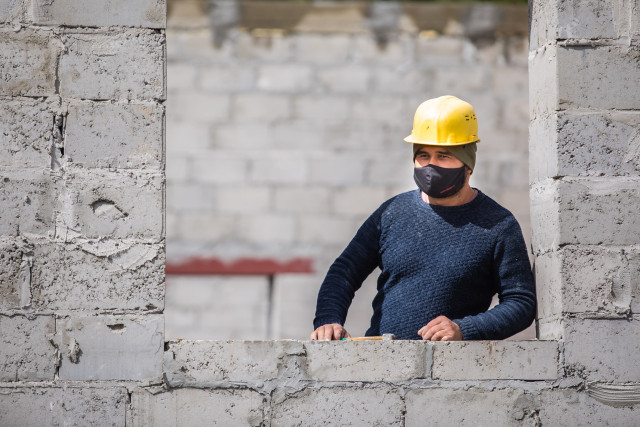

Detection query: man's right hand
xmin=310 ymin=323 xmax=351 ymax=340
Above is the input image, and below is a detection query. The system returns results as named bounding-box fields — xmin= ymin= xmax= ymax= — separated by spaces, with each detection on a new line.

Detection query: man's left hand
xmin=418 ymin=316 xmax=463 ymax=341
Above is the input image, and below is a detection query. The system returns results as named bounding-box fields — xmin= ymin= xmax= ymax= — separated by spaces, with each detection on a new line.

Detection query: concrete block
xmin=166 ymin=121 xmax=210 ymax=153
xmin=249 ymin=152 xmax=307 ymax=184
xmin=0 ymin=28 xmax=62 ymax=97
xmin=367 ymin=153 xmax=414 ymax=186
xmin=0 ymin=99 xmax=53 ymax=168
xmin=530 ymin=112 xmax=640 ymax=182
xmin=324 ymin=122 xmax=385 ymax=150
xmin=272 ymin=120 xmax=324 ymax=149
xmin=217 ymin=186 xmax=271 ymax=214
xmin=166 ymin=183 xmax=215 ymax=212
xmin=0 ymin=387 xmax=128 ymax=427
xmin=331 ymin=187 xmax=387 ymax=216
xmin=431 ymin=341 xmax=558 ymax=380
xmin=415 ymin=36 xmax=466 ymax=67
xmin=164 ymin=340 xmax=304 ymax=384
xmin=433 ymin=66 xmax=489 ymax=93
xmin=528 ymin=43 xmax=559 ymax=121
xmin=166 ymin=29 xmax=233 ymax=64
xmin=30 ymin=241 xmax=164 ymax=311
xmin=237 ymin=214 xmax=296 ymax=244
xmin=57 ymin=314 xmax=164 ymax=381
xmin=191 ymin=153 xmax=247 ymax=184
xmin=294 ymin=34 xmax=351 ymax=64
xmin=59 ymin=31 xmax=165 ymax=101
xmin=557 ymin=45 xmax=640 ymax=110
xmin=539 ymin=387 xmax=640 ymax=426
xmin=30 ymin=0 xmax=165 ymax=28
xmin=563 ymin=318 xmax=640 ymax=382
xmin=274 ymin=187 xmax=330 ymax=214
xmin=293 ymin=95 xmax=350 ymax=125
xmin=166 ymin=62 xmax=198 ymax=91
xmin=530 ymin=177 xmax=640 ymax=251
xmin=271 ymin=387 xmax=403 ymax=426
xmin=271 ymin=274 xmax=321 ymax=339
xmin=165 ymin=276 xmax=269 ymax=340
xmin=174 ymin=213 xmax=236 ymax=242
xmin=0 ymin=0 xmax=23 ymax=22
xmin=165 ymin=154 xmax=189 ymax=183
xmin=535 ymin=246 xmax=638 ymax=319
xmin=373 ymin=68 xmax=433 ymax=95
xmin=199 ymin=65 xmax=255 ymax=92
xmin=0 ymin=169 xmax=56 ymax=237
xmin=257 ymin=64 xmax=312 ymax=92
xmin=317 ymin=66 xmax=370 ymax=94
xmin=167 ymin=91 xmax=229 ymax=123
xmin=212 ymin=123 xmax=273 ymax=149
xmin=309 ymin=153 xmax=364 ymax=185
xmin=351 ymin=96 xmax=408 ymax=128
xmin=62 ymin=169 xmax=164 ymax=241
xmin=305 ymin=340 xmax=428 ymax=382
xmin=232 ymin=94 xmax=291 ymax=122
xmin=129 ymin=388 xmax=264 ymax=427
xmin=297 ymin=215 xmax=356 ymax=246
xmin=405 ymin=387 xmax=538 ymax=427
xmin=235 ymin=31 xmax=293 ymax=62
xmin=0 ymin=315 xmax=57 ymax=381
xmin=353 ymin=33 xmax=408 ymax=64
xmin=65 ymin=101 xmax=163 ymax=169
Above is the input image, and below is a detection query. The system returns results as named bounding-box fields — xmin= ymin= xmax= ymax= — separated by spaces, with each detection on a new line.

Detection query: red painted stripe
xmin=165 ymin=257 xmax=314 ymax=275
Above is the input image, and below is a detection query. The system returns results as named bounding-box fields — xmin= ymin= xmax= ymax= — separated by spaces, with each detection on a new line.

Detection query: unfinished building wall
xmin=0 ymin=0 xmax=166 ymax=424
xmin=164 ymin=0 xmax=532 ymax=340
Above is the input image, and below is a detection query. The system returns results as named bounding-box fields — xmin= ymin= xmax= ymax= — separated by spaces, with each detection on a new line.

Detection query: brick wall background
xmin=164 ymin=0 xmax=532 ymax=340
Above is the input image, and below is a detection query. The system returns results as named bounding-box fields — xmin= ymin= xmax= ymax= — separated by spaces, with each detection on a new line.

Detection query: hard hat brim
xmin=403 ymin=135 xmax=480 ymax=146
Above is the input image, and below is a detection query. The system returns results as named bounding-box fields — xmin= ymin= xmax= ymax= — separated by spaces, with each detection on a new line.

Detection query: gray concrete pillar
xmin=529 ymin=0 xmax=640 ymax=382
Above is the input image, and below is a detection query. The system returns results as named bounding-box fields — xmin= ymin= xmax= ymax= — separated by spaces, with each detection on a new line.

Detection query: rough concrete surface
xmin=30 ymin=0 xmax=166 ymax=28
xmin=0 ymin=0 xmax=24 ymax=23
xmin=59 ymin=30 xmax=166 ymax=101
xmin=405 ymin=387 xmax=538 ymax=427
xmin=65 ymin=101 xmax=164 ymax=170
xmin=0 ymin=315 xmax=57 ymax=381
xmin=57 ymin=314 xmax=164 ymax=381
xmin=129 ymin=388 xmax=265 ymax=427
xmin=0 ymin=239 xmax=27 ymax=310
xmin=431 ymin=341 xmax=558 ymax=381
xmin=0 ymin=386 xmax=128 ymax=427
xmin=29 ymin=241 xmax=165 ymax=311
xmin=271 ymin=387 xmax=403 ymax=427
xmin=305 ymin=340 xmax=428 ymax=382
xmin=0 ymin=28 xmax=63 ymax=97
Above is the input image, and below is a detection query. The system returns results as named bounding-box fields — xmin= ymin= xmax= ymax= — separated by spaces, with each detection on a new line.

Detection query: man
xmin=311 ymin=95 xmax=536 ymax=341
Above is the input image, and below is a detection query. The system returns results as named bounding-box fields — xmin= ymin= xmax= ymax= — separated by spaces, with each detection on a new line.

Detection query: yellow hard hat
xmin=404 ymin=95 xmax=480 ymax=146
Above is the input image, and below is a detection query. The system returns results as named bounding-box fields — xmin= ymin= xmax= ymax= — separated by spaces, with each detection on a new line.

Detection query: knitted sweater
xmin=313 ymin=189 xmax=536 ymax=340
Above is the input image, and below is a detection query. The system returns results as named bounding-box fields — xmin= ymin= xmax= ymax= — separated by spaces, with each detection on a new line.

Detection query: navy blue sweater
xmin=313 ymin=189 xmax=536 ymax=340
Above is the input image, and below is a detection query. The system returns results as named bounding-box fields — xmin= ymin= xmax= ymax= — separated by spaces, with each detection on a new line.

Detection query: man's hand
xmin=310 ymin=323 xmax=351 ymax=340
xmin=418 ymin=316 xmax=463 ymax=341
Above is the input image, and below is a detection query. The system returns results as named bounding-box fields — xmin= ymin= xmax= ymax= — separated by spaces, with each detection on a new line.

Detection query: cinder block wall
xmin=0 ymin=0 xmax=166 ymax=424
xmin=165 ymin=0 xmax=532 ymax=340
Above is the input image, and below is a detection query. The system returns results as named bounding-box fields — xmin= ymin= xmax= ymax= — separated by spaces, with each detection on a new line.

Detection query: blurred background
xmin=164 ymin=0 xmax=532 ymax=341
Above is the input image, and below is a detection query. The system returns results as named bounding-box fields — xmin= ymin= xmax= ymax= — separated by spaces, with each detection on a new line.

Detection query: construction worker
xmin=311 ymin=95 xmax=536 ymax=341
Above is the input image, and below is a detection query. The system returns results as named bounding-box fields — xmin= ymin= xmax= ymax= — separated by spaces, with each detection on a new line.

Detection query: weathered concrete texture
xmin=431 ymin=341 xmax=558 ymax=381
xmin=0 ymin=0 xmax=24 ymax=22
xmin=59 ymin=30 xmax=166 ymax=101
xmin=305 ymin=340 xmax=428 ymax=382
xmin=0 ymin=169 xmax=56 ymax=237
xmin=563 ymin=318 xmax=640 ymax=382
xmin=0 ymin=99 xmax=54 ymax=168
xmin=528 ymin=42 xmax=558 ymax=120
xmin=30 ymin=0 xmax=166 ymax=28
xmin=57 ymin=314 xmax=164 ymax=381
xmin=129 ymin=388 xmax=265 ymax=427
xmin=530 ymin=0 xmax=640 ymax=49
xmin=0 ymin=386 xmax=128 ymax=427
xmin=29 ymin=241 xmax=164 ymax=311
xmin=0 ymin=239 xmax=29 ymax=310
xmin=271 ymin=387 xmax=403 ymax=427
xmin=405 ymin=387 xmax=539 ymax=427
xmin=530 ymin=177 xmax=640 ymax=252
xmin=65 ymin=101 xmax=164 ymax=169
xmin=538 ymin=387 xmax=640 ymax=426
xmin=164 ymin=340 xmax=304 ymax=384
xmin=536 ymin=246 xmax=638 ymax=319
xmin=62 ymin=169 xmax=164 ymax=241
xmin=530 ymin=111 xmax=640 ymax=182
xmin=0 ymin=28 xmax=63 ymax=97
xmin=0 ymin=315 xmax=57 ymax=381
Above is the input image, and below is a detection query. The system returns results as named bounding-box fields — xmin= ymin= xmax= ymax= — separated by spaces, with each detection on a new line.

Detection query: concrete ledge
xmin=432 ymin=341 xmax=559 ymax=381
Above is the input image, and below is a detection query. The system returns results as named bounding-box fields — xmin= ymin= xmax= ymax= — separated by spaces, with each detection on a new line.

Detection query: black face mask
xmin=414 ymin=164 xmax=467 ymax=199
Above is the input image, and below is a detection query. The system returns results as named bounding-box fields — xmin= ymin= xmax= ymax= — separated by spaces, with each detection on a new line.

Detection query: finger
xmin=318 ymin=326 xmax=332 ymax=340
xmin=310 ymin=330 xmax=318 ymax=340
xmin=332 ymin=325 xmax=343 ymax=340
xmin=344 ymin=330 xmax=351 ymax=338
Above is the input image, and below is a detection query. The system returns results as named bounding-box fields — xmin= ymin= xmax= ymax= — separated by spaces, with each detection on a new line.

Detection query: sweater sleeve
xmin=453 ymin=217 xmax=537 ymax=340
xmin=312 ymin=201 xmax=389 ymax=329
